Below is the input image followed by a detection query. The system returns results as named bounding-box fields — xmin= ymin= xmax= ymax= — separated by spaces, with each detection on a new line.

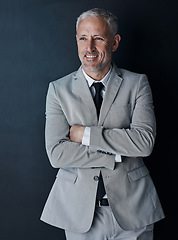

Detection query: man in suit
xmin=41 ymin=8 xmax=164 ymax=240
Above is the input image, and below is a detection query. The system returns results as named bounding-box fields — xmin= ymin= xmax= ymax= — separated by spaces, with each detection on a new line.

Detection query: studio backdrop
xmin=0 ymin=0 xmax=177 ymax=239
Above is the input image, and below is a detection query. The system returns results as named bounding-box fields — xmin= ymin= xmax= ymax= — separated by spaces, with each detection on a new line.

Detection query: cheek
xmin=105 ymin=46 xmax=113 ymax=58
xmin=98 ymin=42 xmax=112 ymax=54
xmin=100 ymin=47 xmax=112 ymax=59
xmin=77 ymin=43 xmax=84 ymax=53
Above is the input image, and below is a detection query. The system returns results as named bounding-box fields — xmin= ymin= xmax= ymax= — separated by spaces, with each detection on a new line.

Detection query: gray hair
xmin=76 ymin=8 xmax=118 ymax=36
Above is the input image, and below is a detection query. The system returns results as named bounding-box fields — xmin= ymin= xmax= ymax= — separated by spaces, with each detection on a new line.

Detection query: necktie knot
xmin=92 ymin=82 xmax=103 ymax=94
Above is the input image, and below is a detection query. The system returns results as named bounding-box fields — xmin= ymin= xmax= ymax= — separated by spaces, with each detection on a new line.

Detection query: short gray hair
xmin=76 ymin=8 xmax=118 ymax=36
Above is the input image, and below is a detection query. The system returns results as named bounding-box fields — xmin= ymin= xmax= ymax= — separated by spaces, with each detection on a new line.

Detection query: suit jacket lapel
xmin=73 ymin=67 xmax=98 ymax=125
xmin=72 ymin=65 xmax=123 ymax=126
xmin=99 ymin=65 xmax=123 ymax=126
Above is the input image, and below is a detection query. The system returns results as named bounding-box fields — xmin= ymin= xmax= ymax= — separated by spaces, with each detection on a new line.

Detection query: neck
xmin=83 ymin=64 xmax=111 ymax=81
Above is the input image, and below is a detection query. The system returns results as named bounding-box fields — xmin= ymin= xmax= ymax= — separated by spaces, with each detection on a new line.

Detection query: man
xmin=41 ymin=8 xmax=164 ymax=240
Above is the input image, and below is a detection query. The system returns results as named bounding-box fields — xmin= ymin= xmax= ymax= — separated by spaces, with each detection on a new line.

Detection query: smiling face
xmin=76 ymin=16 xmax=121 ymax=80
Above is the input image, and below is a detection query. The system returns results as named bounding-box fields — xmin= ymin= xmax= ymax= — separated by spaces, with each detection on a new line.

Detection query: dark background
xmin=0 ymin=0 xmax=177 ymax=239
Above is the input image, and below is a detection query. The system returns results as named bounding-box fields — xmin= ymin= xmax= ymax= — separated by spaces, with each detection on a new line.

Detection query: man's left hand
xmin=69 ymin=125 xmax=85 ymax=143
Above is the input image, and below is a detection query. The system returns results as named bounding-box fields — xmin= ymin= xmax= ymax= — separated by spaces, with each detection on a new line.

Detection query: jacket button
xmin=93 ymin=176 xmax=99 ymax=181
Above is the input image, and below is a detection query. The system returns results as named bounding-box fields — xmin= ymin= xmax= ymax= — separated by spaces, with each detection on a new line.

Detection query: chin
xmin=83 ymin=63 xmax=103 ymax=72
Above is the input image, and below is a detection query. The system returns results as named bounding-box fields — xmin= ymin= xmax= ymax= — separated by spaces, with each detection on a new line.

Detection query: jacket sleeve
xmin=89 ymin=74 xmax=156 ymax=157
xmin=45 ymin=82 xmax=115 ymax=169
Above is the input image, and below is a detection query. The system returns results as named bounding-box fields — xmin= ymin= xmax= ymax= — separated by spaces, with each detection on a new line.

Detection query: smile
xmin=85 ymin=55 xmax=97 ymax=58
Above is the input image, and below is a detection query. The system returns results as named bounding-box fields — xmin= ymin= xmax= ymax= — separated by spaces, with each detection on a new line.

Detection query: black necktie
xmin=92 ymin=82 xmax=103 ymax=118
xmin=92 ymin=82 xmax=106 ymax=200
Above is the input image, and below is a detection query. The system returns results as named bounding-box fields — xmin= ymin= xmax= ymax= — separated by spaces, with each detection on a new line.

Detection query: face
xmin=76 ymin=17 xmax=121 ymax=76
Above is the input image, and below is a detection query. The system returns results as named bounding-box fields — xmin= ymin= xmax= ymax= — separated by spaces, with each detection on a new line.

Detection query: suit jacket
xmin=40 ymin=64 xmax=165 ymax=233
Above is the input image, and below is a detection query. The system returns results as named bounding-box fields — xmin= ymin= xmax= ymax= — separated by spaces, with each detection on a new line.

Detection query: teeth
xmin=86 ymin=55 xmax=97 ymax=58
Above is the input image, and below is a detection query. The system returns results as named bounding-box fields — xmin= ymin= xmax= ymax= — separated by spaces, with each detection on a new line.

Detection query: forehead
xmin=77 ymin=16 xmax=110 ymax=36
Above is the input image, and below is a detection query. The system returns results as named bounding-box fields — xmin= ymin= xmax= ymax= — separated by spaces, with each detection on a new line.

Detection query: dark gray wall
xmin=0 ymin=0 xmax=177 ymax=239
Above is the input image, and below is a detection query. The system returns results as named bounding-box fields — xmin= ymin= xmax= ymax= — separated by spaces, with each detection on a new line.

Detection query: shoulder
xmin=47 ymin=70 xmax=78 ymax=97
xmin=51 ymin=70 xmax=78 ymax=87
xmin=113 ymin=65 xmax=149 ymax=88
xmin=118 ymin=68 xmax=147 ymax=81
xmin=112 ymin=65 xmax=151 ymax=97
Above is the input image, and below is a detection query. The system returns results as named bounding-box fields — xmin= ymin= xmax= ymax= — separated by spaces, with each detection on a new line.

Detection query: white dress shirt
xmin=81 ymin=67 xmax=122 ymax=163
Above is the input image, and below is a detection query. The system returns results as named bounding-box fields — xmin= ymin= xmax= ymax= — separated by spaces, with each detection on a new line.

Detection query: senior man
xmin=41 ymin=8 xmax=164 ymax=240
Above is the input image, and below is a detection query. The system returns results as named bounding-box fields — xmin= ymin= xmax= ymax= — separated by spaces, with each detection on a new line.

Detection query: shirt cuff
xmin=115 ymin=154 xmax=122 ymax=162
xmin=82 ymin=127 xmax=91 ymax=146
xmin=82 ymin=127 xmax=122 ymax=162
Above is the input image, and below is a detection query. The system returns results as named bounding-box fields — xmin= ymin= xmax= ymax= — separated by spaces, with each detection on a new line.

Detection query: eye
xmin=79 ymin=37 xmax=86 ymax=41
xmin=94 ymin=37 xmax=104 ymax=41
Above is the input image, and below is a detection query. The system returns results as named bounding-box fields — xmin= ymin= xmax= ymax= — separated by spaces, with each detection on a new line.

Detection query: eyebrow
xmin=79 ymin=34 xmax=103 ymax=37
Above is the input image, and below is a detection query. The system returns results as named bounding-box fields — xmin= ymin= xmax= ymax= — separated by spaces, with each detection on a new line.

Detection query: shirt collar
xmin=82 ymin=66 xmax=112 ymax=88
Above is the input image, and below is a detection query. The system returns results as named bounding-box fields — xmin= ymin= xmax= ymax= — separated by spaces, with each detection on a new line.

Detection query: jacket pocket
xmin=56 ymin=169 xmax=78 ymax=183
xmin=128 ymin=165 xmax=149 ymax=182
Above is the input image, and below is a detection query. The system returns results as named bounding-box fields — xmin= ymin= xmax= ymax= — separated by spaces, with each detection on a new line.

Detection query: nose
xmin=87 ymin=38 xmax=96 ymax=52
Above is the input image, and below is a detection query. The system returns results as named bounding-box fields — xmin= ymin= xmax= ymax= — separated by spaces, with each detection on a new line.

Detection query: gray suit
xmin=41 ymin=64 xmax=164 ymax=233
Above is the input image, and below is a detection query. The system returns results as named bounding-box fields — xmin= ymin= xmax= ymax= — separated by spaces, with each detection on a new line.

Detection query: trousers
xmin=65 ymin=206 xmax=154 ymax=240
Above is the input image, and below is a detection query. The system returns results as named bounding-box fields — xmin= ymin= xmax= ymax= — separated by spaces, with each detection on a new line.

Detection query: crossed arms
xmin=45 ymin=74 xmax=156 ymax=169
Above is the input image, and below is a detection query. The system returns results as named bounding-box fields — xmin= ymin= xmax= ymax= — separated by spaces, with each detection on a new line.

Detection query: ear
xmin=112 ymin=34 xmax=121 ymax=52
